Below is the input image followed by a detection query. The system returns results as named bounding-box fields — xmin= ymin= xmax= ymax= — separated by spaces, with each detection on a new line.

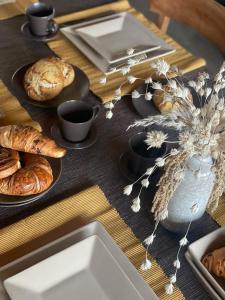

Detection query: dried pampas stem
xmin=151 ymin=152 xmax=188 ymax=219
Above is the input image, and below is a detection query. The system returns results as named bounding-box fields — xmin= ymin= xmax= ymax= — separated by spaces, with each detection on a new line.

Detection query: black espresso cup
xmin=26 ymin=2 xmax=55 ymax=36
xmin=127 ymin=132 xmax=167 ymax=176
xmin=57 ymin=100 xmax=100 ymax=142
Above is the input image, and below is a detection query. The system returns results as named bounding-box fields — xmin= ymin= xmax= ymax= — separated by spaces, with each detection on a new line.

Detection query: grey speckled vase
xmin=161 ymin=156 xmax=215 ymax=233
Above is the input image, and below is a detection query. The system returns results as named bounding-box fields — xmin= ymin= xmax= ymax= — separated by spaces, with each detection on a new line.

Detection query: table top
xmin=0 ymin=1 xmax=218 ymax=299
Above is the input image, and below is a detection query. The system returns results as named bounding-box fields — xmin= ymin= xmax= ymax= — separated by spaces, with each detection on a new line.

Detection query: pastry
xmin=24 ymin=57 xmax=75 ymax=101
xmin=153 ymin=84 xmax=193 ymax=113
xmin=24 ymin=58 xmax=64 ymax=101
xmin=0 ymin=147 xmax=20 ymax=179
xmin=0 ymin=125 xmax=66 ymax=158
xmin=44 ymin=57 xmax=75 ymax=87
xmin=0 ymin=154 xmax=53 ymax=196
xmin=202 ymin=247 xmax=225 ymax=278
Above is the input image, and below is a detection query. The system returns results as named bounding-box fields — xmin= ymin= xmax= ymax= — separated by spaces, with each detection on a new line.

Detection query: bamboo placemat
xmin=0 ymin=80 xmax=41 ymax=130
xmin=208 ymin=193 xmax=225 ymax=227
xmin=48 ymin=0 xmax=206 ymax=103
xmin=0 ymin=0 xmax=34 ymax=20
xmin=0 ymin=185 xmax=184 ymax=300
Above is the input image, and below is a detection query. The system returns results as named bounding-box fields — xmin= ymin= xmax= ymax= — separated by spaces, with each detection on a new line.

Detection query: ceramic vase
xmin=161 ymin=156 xmax=215 ymax=233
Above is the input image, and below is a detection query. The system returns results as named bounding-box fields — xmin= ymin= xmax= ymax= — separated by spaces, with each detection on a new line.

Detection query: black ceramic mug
xmin=57 ymin=100 xmax=100 ymax=142
xmin=128 ymin=132 xmax=167 ymax=176
xmin=26 ymin=2 xmax=55 ymax=36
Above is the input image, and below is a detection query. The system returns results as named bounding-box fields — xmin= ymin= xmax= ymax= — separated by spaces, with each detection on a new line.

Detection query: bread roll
xmin=202 ymin=247 xmax=225 ymax=278
xmin=0 ymin=154 xmax=53 ymax=196
xmin=153 ymin=84 xmax=192 ymax=113
xmin=24 ymin=58 xmax=64 ymax=101
xmin=0 ymin=125 xmax=66 ymax=158
xmin=44 ymin=57 xmax=75 ymax=87
xmin=0 ymin=147 xmax=20 ymax=179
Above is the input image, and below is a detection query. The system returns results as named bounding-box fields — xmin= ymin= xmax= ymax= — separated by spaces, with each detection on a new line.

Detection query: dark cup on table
xmin=57 ymin=100 xmax=100 ymax=142
xmin=128 ymin=132 xmax=167 ymax=176
xmin=26 ymin=2 xmax=55 ymax=36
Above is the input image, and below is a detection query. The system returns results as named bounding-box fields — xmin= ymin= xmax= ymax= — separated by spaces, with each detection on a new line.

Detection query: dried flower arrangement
xmin=99 ymin=54 xmax=225 ymax=294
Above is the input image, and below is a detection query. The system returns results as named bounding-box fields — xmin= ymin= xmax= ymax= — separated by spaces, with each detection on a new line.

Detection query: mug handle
xmin=93 ymin=104 xmax=100 ymax=119
xmin=46 ymin=19 xmax=56 ymax=34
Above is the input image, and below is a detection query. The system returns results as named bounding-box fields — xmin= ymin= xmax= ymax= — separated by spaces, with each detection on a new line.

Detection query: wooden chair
xmin=149 ymin=0 xmax=225 ymax=53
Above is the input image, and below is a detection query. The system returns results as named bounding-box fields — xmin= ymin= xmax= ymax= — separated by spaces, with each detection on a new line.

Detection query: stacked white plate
xmin=60 ymin=12 xmax=175 ymax=75
xmin=0 ymin=221 xmax=158 ymax=300
xmin=186 ymin=227 xmax=225 ymax=300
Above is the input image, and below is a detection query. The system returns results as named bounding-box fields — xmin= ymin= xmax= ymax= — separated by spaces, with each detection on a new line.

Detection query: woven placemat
xmin=0 ymin=185 xmax=184 ymax=300
xmin=48 ymin=0 xmax=206 ymax=103
xmin=0 ymin=80 xmax=41 ymax=130
xmin=208 ymin=194 xmax=225 ymax=226
xmin=0 ymin=0 xmax=34 ymax=20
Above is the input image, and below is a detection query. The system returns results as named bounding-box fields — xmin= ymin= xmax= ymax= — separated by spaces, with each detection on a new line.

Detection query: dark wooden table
xmin=0 ymin=1 xmax=219 ymax=299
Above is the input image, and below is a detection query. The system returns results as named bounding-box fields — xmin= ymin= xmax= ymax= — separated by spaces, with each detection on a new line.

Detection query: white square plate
xmin=188 ymin=227 xmax=225 ymax=299
xmin=76 ymin=12 xmax=160 ymax=64
xmin=0 ymin=222 xmax=158 ymax=300
xmin=4 ymin=235 xmax=144 ymax=300
xmin=60 ymin=12 xmax=175 ymax=75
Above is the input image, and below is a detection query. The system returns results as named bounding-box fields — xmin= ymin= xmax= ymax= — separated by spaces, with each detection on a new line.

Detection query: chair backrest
xmin=149 ymin=0 xmax=225 ymax=53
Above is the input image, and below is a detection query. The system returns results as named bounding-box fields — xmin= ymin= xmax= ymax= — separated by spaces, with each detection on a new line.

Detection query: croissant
xmin=0 ymin=154 xmax=53 ymax=196
xmin=0 ymin=125 xmax=66 ymax=158
xmin=0 ymin=147 xmax=20 ymax=179
xmin=202 ymin=247 xmax=225 ymax=278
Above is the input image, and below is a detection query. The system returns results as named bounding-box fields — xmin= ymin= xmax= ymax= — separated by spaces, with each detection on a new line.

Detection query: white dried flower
xmin=106 ymin=110 xmax=113 ymax=119
xmin=104 ymin=102 xmax=114 ymax=109
xmin=165 ymin=283 xmax=174 ymax=295
xmin=109 ymin=67 xmax=117 ymax=72
xmin=132 ymin=90 xmax=141 ymax=98
xmin=173 ymin=259 xmax=181 ymax=269
xmin=168 ymin=79 xmax=177 ymax=90
xmin=155 ymin=209 xmax=168 ymax=221
xmin=121 ymin=66 xmax=130 ymax=75
xmin=128 ymin=58 xmax=136 ymax=66
xmin=99 ymin=76 xmax=107 ymax=85
xmin=155 ymin=157 xmax=166 ymax=167
xmin=191 ymin=203 xmax=199 ymax=214
xmin=123 ymin=184 xmax=133 ymax=196
xmin=205 ymin=87 xmax=212 ymax=98
xmin=145 ymin=130 xmax=167 ymax=149
xmin=145 ymin=77 xmax=152 ymax=84
xmin=140 ymin=259 xmax=152 ymax=271
xmin=170 ymin=274 xmax=177 ymax=284
xmin=131 ymin=197 xmax=140 ymax=213
xmin=144 ymin=234 xmax=156 ymax=246
xmin=152 ymin=82 xmax=162 ymax=90
xmin=114 ymin=95 xmax=121 ymax=101
xmin=179 ymin=237 xmax=188 ymax=246
xmin=214 ymin=83 xmax=222 ymax=94
xmin=199 ymin=88 xmax=205 ymax=97
xmin=127 ymin=48 xmax=135 ymax=55
xmin=115 ymin=88 xmax=121 ymax=96
xmin=141 ymin=178 xmax=149 ymax=188
xmin=127 ymin=75 xmax=137 ymax=84
xmin=188 ymin=80 xmax=196 ymax=88
xmin=145 ymin=167 xmax=154 ymax=175
xmin=151 ymin=59 xmax=170 ymax=76
xmin=214 ymin=73 xmax=222 ymax=82
xmin=145 ymin=92 xmax=152 ymax=101
xmin=170 ymin=148 xmax=179 ymax=156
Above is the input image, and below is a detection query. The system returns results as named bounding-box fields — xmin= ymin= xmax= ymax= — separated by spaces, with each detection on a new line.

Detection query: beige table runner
xmin=48 ymin=0 xmax=206 ymax=103
xmin=0 ymin=80 xmax=41 ymax=130
xmin=0 ymin=185 xmax=184 ymax=300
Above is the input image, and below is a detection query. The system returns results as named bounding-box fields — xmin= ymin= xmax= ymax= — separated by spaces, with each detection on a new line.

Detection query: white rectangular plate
xmin=0 ymin=221 xmax=158 ymax=300
xmin=76 ymin=12 xmax=160 ymax=64
xmin=185 ymin=251 xmax=222 ymax=300
xmin=60 ymin=12 xmax=175 ymax=75
xmin=188 ymin=227 xmax=225 ymax=299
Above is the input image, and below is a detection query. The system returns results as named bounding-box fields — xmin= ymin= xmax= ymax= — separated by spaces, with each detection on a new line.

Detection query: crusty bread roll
xmin=24 ymin=58 xmax=64 ymax=101
xmin=0 ymin=125 xmax=66 ymax=158
xmin=44 ymin=57 xmax=75 ymax=87
xmin=0 ymin=147 xmax=20 ymax=179
xmin=153 ymin=84 xmax=193 ymax=113
xmin=202 ymin=247 xmax=225 ymax=278
xmin=0 ymin=154 xmax=53 ymax=196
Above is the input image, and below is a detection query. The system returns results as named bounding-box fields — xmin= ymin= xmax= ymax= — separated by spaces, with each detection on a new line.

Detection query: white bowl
xmin=4 ymin=235 xmax=144 ymax=300
xmin=188 ymin=227 xmax=225 ymax=299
